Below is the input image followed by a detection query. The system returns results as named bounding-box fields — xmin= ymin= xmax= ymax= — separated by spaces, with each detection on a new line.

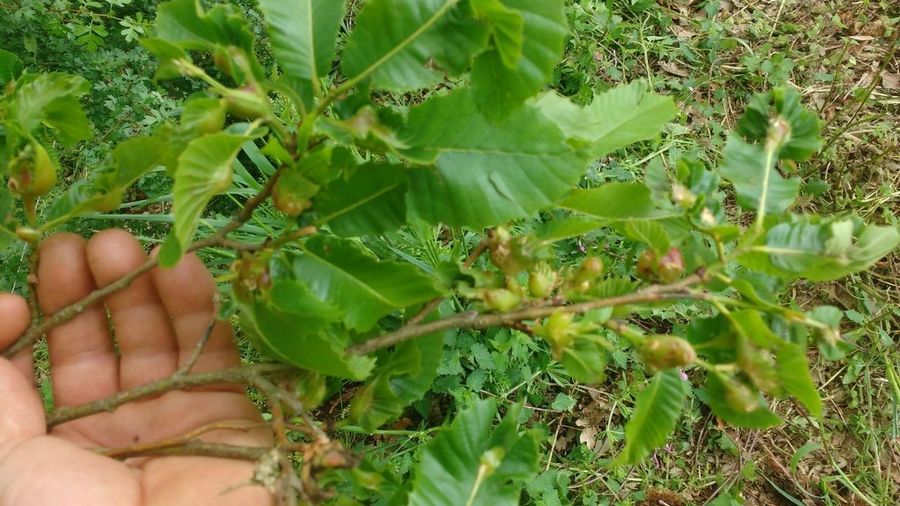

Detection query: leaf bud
xmin=231 ymin=251 xmax=272 ymax=303
xmin=636 ymin=250 xmax=657 ymax=281
xmin=15 ymin=226 xmax=41 ymax=243
xmin=534 ymin=311 xmax=575 ymax=359
xmin=640 ymin=335 xmax=696 ymax=370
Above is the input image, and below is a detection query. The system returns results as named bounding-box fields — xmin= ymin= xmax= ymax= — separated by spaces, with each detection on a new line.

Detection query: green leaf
xmin=624 ymin=221 xmax=671 ymax=255
xmin=747 ymin=218 xmax=900 ymax=281
xmin=0 ymin=187 xmax=14 ymax=251
xmin=341 ymin=0 xmax=488 ymax=91
xmin=534 ymin=83 xmax=677 ymax=156
xmin=0 ymin=49 xmax=23 ymax=85
xmin=293 ymin=236 xmax=445 ymax=331
xmin=561 ymin=182 xmax=662 ymax=220
xmin=9 ymin=73 xmax=92 ymax=144
xmin=472 ymin=0 xmax=525 ymax=68
xmin=257 ymin=0 xmax=346 ymax=90
xmin=776 ymin=343 xmax=822 ymax=418
xmin=400 ymin=89 xmax=586 ymax=227
xmin=704 ymin=374 xmax=781 ymax=429
xmin=614 ymin=369 xmax=687 ymax=465
xmin=155 ymin=0 xmax=254 ymax=53
xmin=167 ymin=133 xmax=246 ymax=266
xmin=533 ymin=217 xmax=604 ymax=243
xmin=560 ymin=337 xmax=607 ymax=383
xmin=241 ymin=280 xmax=375 ymax=379
xmin=472 ymin=0 xmax=567 ymax=117
xmin=314 ymin=163 xmax=407 ymax=237
xmin=737 ymin=88 xmax=822 ymax=162
xmin=46 ymin=135 xmax=166 ymax=221
xmin=350 ymin=331 xmax=442 ymax=430
xmin=140 ymin=38 xmax=192 ymax=81
xmin=720 ymin=134 xmax=799 ymax=215
xmin=789 ymin=442 xmax=822 ymax=473
xmin=729 ymin=309 xmax=782 ymax=348
xmin=408 ymin=399 xmax=540 ymax=506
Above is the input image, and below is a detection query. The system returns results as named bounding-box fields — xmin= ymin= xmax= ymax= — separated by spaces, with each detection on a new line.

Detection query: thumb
xmin=0 ymin=294 xmax=44 ymax=441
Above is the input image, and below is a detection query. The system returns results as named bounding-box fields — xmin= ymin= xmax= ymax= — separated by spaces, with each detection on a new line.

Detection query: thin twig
xmin=97 ymin=441 xmax=269 ymax=461
xmin=179 ymin=314 xmax=218 ymax=376
xmin=348 ymin=272 xmax=707 ymax=355
xmin=96 ymin=420 xmax=267 ymax=459
xmin=47 ymin=363 xmax=290 ymax=427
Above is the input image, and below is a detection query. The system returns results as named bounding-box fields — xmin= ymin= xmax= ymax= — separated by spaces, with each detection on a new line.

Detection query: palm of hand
xmin=0 ymin=231 xmax=271 ymax=506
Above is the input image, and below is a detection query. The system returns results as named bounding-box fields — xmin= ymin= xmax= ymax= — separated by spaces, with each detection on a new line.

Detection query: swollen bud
xmin=272 ymin=183 xmax=311 ymax=216
xmin=574 ymin=256 xmax=604 ymax=283
xmin=223 ymin=86 xmax=271 ymax=120
xmin=671 ymin=183 xmax=696 ymax=209
xmin=724 ymin=379 xmax=760 ymax=413
xmin=231 ymin=251 xmax=272 ymax=303
xmin=640 ymin=335 xmax=696 ymax=370
xmin=636 ymin=250 xmax=657 ymax=281
xmin=483 ymin=288 xmax=521 ymax=312
xmin=534 ymin=311 xmax=575 ymax=359
xmin=528 ymin=262 xmax=557 ymax=298
xmin=7 ymin=140 xmax=56 ymax=197
xmin=657 ymin=247 xmax=685 ymax=283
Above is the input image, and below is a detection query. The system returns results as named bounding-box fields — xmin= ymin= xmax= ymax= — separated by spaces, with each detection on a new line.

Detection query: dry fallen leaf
xmin=882 ymin=72 xmax=899 ymax=90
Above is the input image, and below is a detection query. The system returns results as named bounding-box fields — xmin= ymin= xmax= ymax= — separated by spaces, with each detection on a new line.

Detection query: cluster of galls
xmin=468 ymin=228 xmax=609 ymax=312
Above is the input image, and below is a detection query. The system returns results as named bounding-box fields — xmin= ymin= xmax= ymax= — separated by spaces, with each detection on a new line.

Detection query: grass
xmin=1 ymin=0 xmax=897 ymax=504
xmin=519 ymin=1 xmax=899 ymax=504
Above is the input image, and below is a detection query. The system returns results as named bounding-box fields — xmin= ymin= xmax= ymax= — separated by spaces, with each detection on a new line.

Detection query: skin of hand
xmin=0 ymin=230 xmax=272 ymax=506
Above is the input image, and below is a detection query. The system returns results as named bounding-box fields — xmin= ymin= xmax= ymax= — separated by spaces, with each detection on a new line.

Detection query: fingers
xmin=0 ymin=295 xmax=43 ymax=441
xmin=151 ymin=251 xmax=240 ymax=373
xmin=0 ymin=294 xmax=32 ymax=377
xmin=0 ymin=360 xmax=45 ymax=441
xmin=37 ymin=234 xmax=118 ymax=407
xmin=86 ymin=230 xmax=179 ymax=389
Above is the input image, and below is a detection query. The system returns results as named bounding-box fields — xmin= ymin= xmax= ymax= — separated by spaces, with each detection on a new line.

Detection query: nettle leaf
xmin=8 ymin=73 xmax=91 ymax=145
xmin=534 ymin=82 xmax=677 ymax=156
xmin=241 ymin=280 xmax=375 ymax=379
xmin=165 ymin=133 xmax=247 ymax=266
xmin=314 ymin=163 xmax=408 ymax=237
xmin=703 ymin=374 xmax=781 ymax=429
xmin=408 ymin=399 xmax=540 ymax=506
xmin=472 ymin=0 xmax=567 ymax=117
xmin=257 ymin=0 xmax=345 ymax=89
xmin=341 ymin=0 xmax=488 ymax=91
xmin=561 ymin=182 xmax=665 ymax=221
xmin=614 ymin=369 xmax=687 ymax=465
xmin=720 ymin=134 xmax=799 ymax=215
xmin=0 ymin=49 xmax=24 ymax=85
xmin=745 ymin=218 xmax=900 ymax=281
xmin=293 ymin=236 xmax=445 ymax=331
xmin=400 ymin=89 xmax=586 ymax=227
xmin=350 ymin=331 xmax=442 ymax=431
xmin=471 ymin=0 xmax=524 ymax=68
xmin=776 ymin=343 xmax=822 ymax=417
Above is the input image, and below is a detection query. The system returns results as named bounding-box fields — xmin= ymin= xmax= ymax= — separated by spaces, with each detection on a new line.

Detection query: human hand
xmin=0 ymin=230 xmax=272 ymax=506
